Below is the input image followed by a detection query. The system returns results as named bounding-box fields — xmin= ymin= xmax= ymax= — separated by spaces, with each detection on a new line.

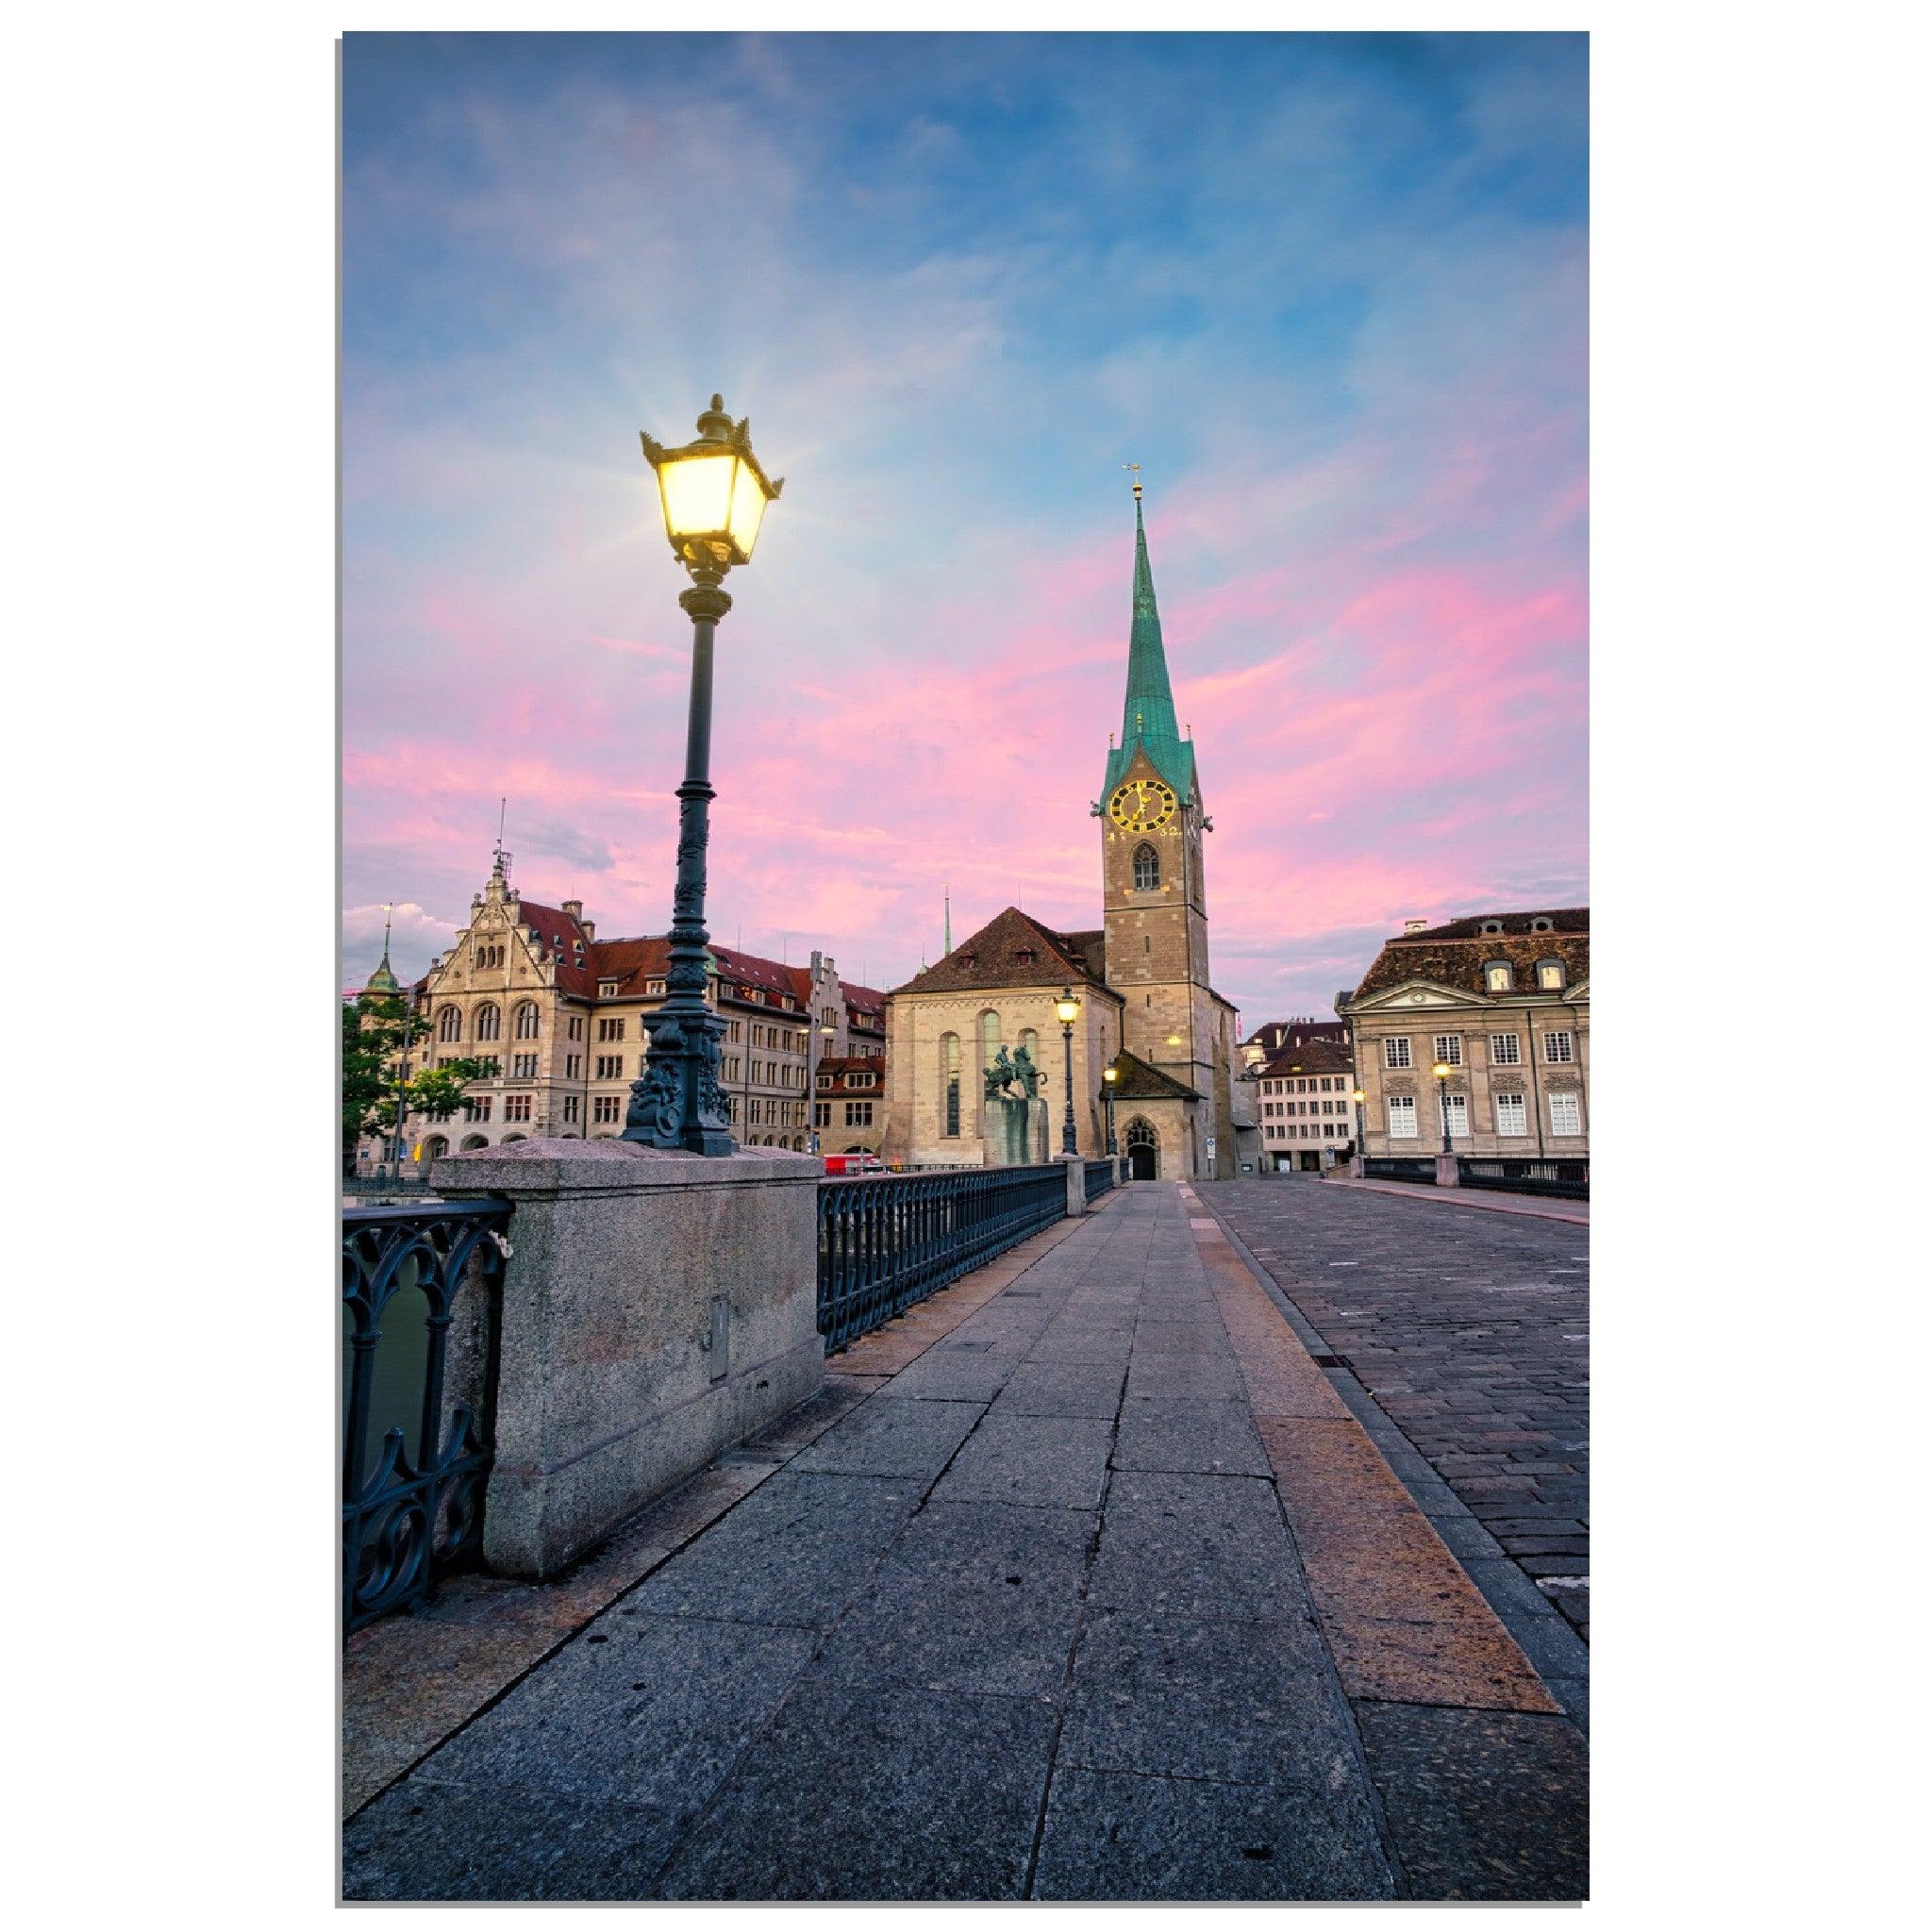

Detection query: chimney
xmin=580 ymin=920 xmax=594 ymax=941
xmin=562 ymin=899 xmax=583 ymax=921
xmin=1404 ymin=918 xmax=1428 ymax=935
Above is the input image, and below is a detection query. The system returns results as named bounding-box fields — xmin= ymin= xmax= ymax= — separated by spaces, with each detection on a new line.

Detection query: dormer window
xmin=598 ymin=979 xmax=620 ymax=997
xmin=1531 ymin=916 xmax=1554 ymax=933
xmin=1537 ymin=958 xmax=1565 ymax=991
xmin=1485 ymin=960 xmax=1513 ymax=993
xmin=1479 ymin=919 xmax=1504 ymax=936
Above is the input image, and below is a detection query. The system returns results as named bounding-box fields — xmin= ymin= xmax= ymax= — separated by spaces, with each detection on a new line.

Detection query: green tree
xmin=341 ymin=991 xmax=425 ymax=1172
xmin=407 ymin=1058 xmax=490 ymax=1129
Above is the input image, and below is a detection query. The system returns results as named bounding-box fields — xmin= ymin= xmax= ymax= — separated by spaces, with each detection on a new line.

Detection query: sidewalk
xmin=343 ymin=1183 xmax=1585 ymax=1902
xmin=1322 ymin=1174 xmax=1589 ymax=1224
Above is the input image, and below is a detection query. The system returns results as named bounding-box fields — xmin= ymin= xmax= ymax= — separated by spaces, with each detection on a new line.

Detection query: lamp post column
xmin=625 ymin=570 xmax=736 ymax=1155
xmin=1060 ymin=1021 xmax=1078 ymax=1156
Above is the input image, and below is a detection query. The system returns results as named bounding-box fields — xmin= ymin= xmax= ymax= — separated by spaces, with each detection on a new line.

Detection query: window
xmin=598 ymin=1017 xmax=625 ymax=1042
xmin=1434 ymin=1036 xmax=1462 ymax=1066
xmin=1133 ymin=843 xmax=1159 ymax=891
xmin=511 ymin=1053 xmax=538 ymax=1079
xmin=814 ymin=1102 xmax=831 ymax=1127
xmin=565 ymin=1054 xmax=581 ymax=1080
xmin=1537 ymin=958 xmax=1565 ymax=991
xmin=514 ymin=1002 xmax=540 ymax=1040
xmin=1531 ymin=916 xmax=1554 ymax=933
xmin=473 ymin=1057 xmax=500 ymax=1078
xmin=978 ymin=1010 xmax=999 ymax=1129
xmin=475 ymin=1004 xmax=502 ymax=1042
xmin=1442 ymin=1094 xmax=1468 ymax=1139
xmin=593 ymin=1094 xmax=622 ymax=1124
xmin=845 ymin=1101 xmax=874 ymax=1127
xmin=1491 ymin=1032 xmax=1521 ymax=1065
xmin=647 ymin=979 xmax=665 ymax=995
xmin=1544 ymin=1031 xmax=1574 ymax=1063
xmin=438 ymin=1007 xmax=462 ymax=1043
xmin=1495 ymin=1093 xmax=1527 ymax=1137
xmin=562 ymin=1095 xmax=579 ymax=1124
xmin=1550 ymin=1091 xmax=1583 ymax=1136
xmin=463 ymin=1096 xmax=492 ymax=1124
xmin=598 ymin=979 xmax=620 ymax=996
xmin=941 ymin=1032 xmax=960 ymax=1137
xmin=595 ymin=1054 xmax=623 ymax=1080
xmin=1387 ymin=1095 xmax=1418 ymax=1139
xmin=1384 ymin=1037 xmax=1412 ymax=1070
xmin=567 ymin=1015 xmax=584 ymax=1041
xmin=504 ymin=1094 xmax=532 ymax=1123
xmin=1485 ymin=961 xmax=1513 ymax=993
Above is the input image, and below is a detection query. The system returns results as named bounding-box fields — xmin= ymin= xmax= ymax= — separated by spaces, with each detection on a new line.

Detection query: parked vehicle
xmin=824 ymin=1153 xmax=885 ymax=1175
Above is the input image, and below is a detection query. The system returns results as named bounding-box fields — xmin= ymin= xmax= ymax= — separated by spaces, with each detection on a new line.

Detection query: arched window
xmin=1019 ymin=1026 xmax=1039 ymax=1067
xmin=978 ymin=1009 xmax=1000 ymax=1136
xmin=1133 ymin=843 xmax=1159 ymax=891
xmin=475 ymin=1003 xmax=502 ymax=1042
xmin=424 ymin=1135 xmax=449 ymax=1160
xmin=941 ymin=1032 xmax=960 ymax=1137
xmin=438 ymin=1006 xmax=462 ymax=1043
xmin=459 ymin=1133 xmax=489 ymax=1151
xmin=1485 ymin=960 xmax=1513 ymax=994
xmin=513 ymin=1001 xmax=540 ymax=1040
xmin=1536 ymin=957 xmax=1566 ymax=991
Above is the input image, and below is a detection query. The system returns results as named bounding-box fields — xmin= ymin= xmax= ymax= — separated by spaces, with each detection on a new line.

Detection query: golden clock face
xmin=1108 ymin=778 xmax=1176 ymax=833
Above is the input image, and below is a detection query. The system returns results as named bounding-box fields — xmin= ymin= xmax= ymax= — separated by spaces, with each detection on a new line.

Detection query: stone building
xmin=1255 ymin=1037 xmax=1357 ymax=1172
xmin=882 ymin=482 xmax=1243 ymax=1179
xmin=1241 ymin=1016 xmax=1353 ymax=1070
xmin=358 ymin=850 xmax=877 ymax=1164
xmin=813 ymin=1054 xmax=889 ymax=1159
xmin=1337 ymin=909 xmax=1590 ymax=1160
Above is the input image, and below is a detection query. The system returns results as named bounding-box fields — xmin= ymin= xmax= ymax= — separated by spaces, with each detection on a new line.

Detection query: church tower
xmin=1098 ymin=476 xmax=1220 ymax=1115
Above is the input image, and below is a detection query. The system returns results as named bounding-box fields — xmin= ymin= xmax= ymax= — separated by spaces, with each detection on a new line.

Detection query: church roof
xmin=891 ymin=907 xmax=1113 ymax=997
xmin=1107 ymin=1048 xmax=1200 ymax=1103
xmin=1103 ymin=493 xmax=1196 ymax=803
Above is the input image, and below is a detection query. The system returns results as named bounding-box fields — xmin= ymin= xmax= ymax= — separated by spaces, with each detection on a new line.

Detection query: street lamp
xmin=623 ymin=395 xmax=784 ymax=1156
xmin=1102 ymin=1061 xmax=1119 ymax=1156
xmin=1433 ymin=1060 xmax=1455 ymax=1154
xmin=1351 ymin=1086 xmax=1367 ymax=1168
xmin=1055 ymin=986 xmax=1082 ymax=1156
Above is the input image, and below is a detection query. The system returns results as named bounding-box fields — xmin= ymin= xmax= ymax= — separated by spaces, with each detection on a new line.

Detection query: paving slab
xmin=990 ymin=1357 xmax=1126 ymax=1419
xmin=787 ymin=1393 xmax=986 ymax=1479
xmin=1355 ymin=1702 xmax=1588 ymax=1900
xmin=656 ymin=1678 xmax=1058 ymax=1901
xmin=1111 ymin=1395 xmax=1270 ymax=1476
xmin=1031 ymin=1766 xmax=1396 ymax=1902
xmin=928 ymin=1409 xmax=1115 ymax=1510
xmin=1089 ymin=1470 xmax=1307 ymax=1624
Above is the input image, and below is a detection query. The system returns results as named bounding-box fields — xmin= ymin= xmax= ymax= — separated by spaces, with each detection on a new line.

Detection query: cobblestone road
xmin=1198 ymin=1176 xmax=1590 ymax=1641
xmin=344 ymin=1183 xmax=1585 ymax=1902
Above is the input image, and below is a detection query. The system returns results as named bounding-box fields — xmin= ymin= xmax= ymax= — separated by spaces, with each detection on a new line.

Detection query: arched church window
xmin=1133 ymin=843 xmax=1160 ymax=891
xmin=978 ymin=1009 xmax=1000 ymax=1135
xmin=941 ymin=1032 xmax=960 ymax=1137
xmin=513 ymin=1001 xmax=540 ymax=1040
xmin=475 ymin=1003 xmax=502 ymax=1042
xmin=438 ymin=1006 xmax=462 ymax=1043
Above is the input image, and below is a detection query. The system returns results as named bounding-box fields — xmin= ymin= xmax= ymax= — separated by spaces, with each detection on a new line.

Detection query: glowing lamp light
xmin=1352 ymin=1088 xmax=1366 ymax=1104
xmin=1432 ymin=1061 xmax=1452 ymax=1080
xmin=641 ymin=393 xmax=784 ymax=572
xmin=1055 ymin=989 xmax=1082 ymax=1027
xmin=1103 ymin=1065 xmax=1118 ymax=1086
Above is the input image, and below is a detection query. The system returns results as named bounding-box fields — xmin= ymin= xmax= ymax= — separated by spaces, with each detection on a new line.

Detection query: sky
xmin=341 ymin=30 xmax=1587 ymax=1028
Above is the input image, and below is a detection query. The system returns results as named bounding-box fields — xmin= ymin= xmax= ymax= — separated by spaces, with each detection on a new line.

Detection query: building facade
xmin=1337 ymin=909 xmax=1590 ymax=1161
xmin=1255 ymin=1037 xmax=1357 ymax=1172
xmin=355 ymin=852 xmax=879 ymax=1166
xmin=881 ymin=483 xmax=1242 ymax=1180
xmin=814 ymin=1054 xmax=889 ymax=1159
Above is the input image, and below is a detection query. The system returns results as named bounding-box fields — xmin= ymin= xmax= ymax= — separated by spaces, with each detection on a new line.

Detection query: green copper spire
xmin=1104 ymin=480 xmax=1194 ymax=802
xmin=364 ymin=902 xmax=401 ymax=996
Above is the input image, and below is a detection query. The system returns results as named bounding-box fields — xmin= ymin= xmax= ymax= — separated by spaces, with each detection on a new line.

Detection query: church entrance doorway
xmin=1124 ymin=1118 xmax=1158 ymax=1180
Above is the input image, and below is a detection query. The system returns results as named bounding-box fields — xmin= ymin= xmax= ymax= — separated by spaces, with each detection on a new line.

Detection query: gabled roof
xmin=891 ymin=907 xmax=1115 ymax=998
xmin=1257 ymin=1038 xmax=1354 ymax=1080
xmin=816 ymin=1054 xmax=887 ymax=1094
xmin=1245 ymin=1018 xmax=1350 ymax=1056
xmin=1108 ymin=1048 xmax=1200 ymax=1103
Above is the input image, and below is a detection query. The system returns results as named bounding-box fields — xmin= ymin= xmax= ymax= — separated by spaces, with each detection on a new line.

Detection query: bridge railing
xmin=1457 ymin=1156 xmax=1590 ymax=1200
xmin=817 ymin=1163 xmax=1067 ymax=1353
xmin=341 ymin=1200 xmax=512 ymax=1634
xmin=1363 ymin=1155 xmax=1440 ymax=1185
xmin=1083 ymin=1157 xmax=1117 ymax=1205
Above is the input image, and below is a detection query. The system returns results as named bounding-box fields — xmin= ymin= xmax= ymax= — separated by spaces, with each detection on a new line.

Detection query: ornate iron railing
xmin=1083 ymin=1157 xmax=1117 ymax=1204
xmin=817 ymin=1164 xmax=1066 ymax=1353
xmin=1457 ymin=1156 xmax=1590 ymax=1200
xmin=341 ymin=1201 xmax=511 ymax=1635
xmin=1364 ymin=1156 xmax=1440 ymax=1184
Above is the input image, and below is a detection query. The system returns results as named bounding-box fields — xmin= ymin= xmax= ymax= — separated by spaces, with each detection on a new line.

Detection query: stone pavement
xmin=1199 ymin=1174 xmax=1591 ymax=1646
xmin=343 ymin=1182 xmax=1586 ymax=1903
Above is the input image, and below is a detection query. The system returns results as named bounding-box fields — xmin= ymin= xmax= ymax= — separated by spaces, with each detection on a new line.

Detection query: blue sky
xmin=342 ymin=31 xmax=1586 ymax=1024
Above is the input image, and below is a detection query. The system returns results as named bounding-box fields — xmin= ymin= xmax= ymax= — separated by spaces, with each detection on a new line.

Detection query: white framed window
xmin=1538 ymin=958 xmax=1565 ymax=991
xmin=1433 ymin=1035 xmax=1462 ymax=1066
xmin=1485 ymin=961 xmax=1513 ymax=992
xmin=1491 ymin=1032 xmax=1521 ymax=1065
xmin=1544 ymin=1030 xmax=1575 ymax=1063
xmin=1384 ymin=1037 xmax=1412 ymax=1070
xmin=1443 ymin=1094 xmax=1469 ymax=1138
xmin=1387 ymin=1095 xmax=1417 ymax=1139
xmin=1495 ymin=1093 xmax=1527 ymax=1137
xmin=1550 ymin=1091 xmax=1583 ymax=1136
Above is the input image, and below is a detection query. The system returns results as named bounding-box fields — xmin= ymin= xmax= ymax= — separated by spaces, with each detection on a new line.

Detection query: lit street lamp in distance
xmin=1351 ymin=1085 xmax=1367 ymax=1173
xmin=1055 ymin=986 xmax=1082 ymax=1157
xmin=623 ymin=394 xmax=784 ymax=1157
xmin=1432 ymin=1059 xmax=1455 ymax=1155
xmin=1102 ymin=1060 xmax=1119 ymax=1157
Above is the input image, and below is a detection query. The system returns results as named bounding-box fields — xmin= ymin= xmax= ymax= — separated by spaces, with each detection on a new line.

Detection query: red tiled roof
xmin=1244 ymin=1018 xmax=1351 ymax=1056
xmin=513 ymin=899 xmax=596 ymax=995
xmin=816 ymin=1054 xmax=888 ymax=1095
xmin=891 ymin=908 xmax=1114 ymax=998
xmin=582 ymin=935 xmax=805 ymax=1009
xmin=841 ymin=980 xmax=886 ymax=1018
xmin=1257 ymin=1039 xmax=1354 ymax=1080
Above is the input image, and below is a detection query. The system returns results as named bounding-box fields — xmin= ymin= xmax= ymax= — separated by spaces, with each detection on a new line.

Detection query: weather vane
xmin=1122 ymin=461 xmax=1143 ymax=500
